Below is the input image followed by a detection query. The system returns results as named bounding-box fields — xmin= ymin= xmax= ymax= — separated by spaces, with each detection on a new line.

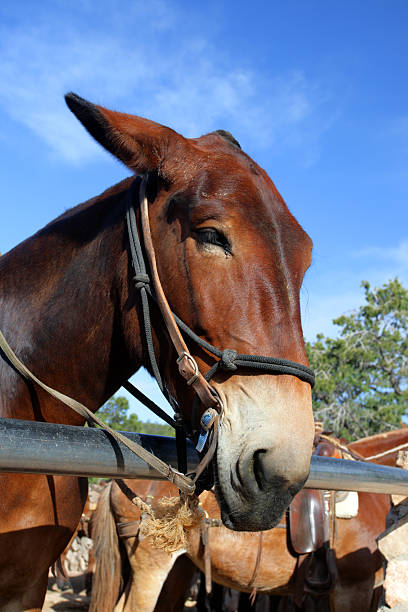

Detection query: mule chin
xmin=212 ymin=421 xmax=311 ymax=531
xmin=214 ymin=477 xmax=306 ymax=532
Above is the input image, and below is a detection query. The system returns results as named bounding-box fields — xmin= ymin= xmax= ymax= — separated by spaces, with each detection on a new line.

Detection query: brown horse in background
xmin=89 ymin=427 xmax=408 ymax=611
xmin=0 ymin=94 xmax=315 ymax=610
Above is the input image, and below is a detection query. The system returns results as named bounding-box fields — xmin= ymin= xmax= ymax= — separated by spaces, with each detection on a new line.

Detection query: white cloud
xmin=354 ymin=240 xmax=408 ymax=269
xmin=0 ymin=7 xmax=333 ymax=164
xmin=125 ymin=0 xmax=178 ymax=31
xmin=0 ymin=22 xmax=153 ymax=162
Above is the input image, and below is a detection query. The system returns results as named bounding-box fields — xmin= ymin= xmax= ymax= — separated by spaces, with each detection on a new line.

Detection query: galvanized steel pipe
xmin=1 ymin=418 xmax=408 ymax=495
xmin=0 ymin=418 xmax=198 ymax=479
xmin=307 ymin=455 xmax=408 ymax=495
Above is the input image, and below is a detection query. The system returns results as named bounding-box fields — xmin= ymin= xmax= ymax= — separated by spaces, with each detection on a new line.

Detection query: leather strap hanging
xmin=0 ymin=328 xmax=195 ymax=494
xmin=248 ymin=532 xmax=264 ymax=604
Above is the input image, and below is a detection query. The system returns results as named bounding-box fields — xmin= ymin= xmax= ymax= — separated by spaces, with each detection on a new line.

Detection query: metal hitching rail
xmin=1 ymin=418 xmax=408 ymax=495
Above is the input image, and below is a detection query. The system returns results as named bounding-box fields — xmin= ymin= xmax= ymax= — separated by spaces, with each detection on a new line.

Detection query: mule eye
xmin=194 ymin=228 xmax=232 ymax=255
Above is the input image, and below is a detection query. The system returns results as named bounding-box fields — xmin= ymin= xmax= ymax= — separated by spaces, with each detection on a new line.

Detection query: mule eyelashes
xmin=194 ymin=228 xmax=232 ymax=255
xmin=165 ymin=195 xmax=231 ymax=255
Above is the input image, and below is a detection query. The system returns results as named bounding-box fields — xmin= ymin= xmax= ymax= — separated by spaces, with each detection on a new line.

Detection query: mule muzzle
xmin=216 ymin=446 xmax=311 ymax=531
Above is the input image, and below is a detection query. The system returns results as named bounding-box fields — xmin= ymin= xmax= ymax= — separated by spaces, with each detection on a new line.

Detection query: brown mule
xmin=89 ymin=427 xmax=408 ymax=611
xmin=0 ymin=94 xmax=314 ymax=610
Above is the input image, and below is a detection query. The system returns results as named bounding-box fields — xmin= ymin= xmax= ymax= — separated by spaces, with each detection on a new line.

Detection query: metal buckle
xmin=176 ymin=351 xmax=200 ymax=386
xmin=196 ymin=408 xmax=217 ymax=452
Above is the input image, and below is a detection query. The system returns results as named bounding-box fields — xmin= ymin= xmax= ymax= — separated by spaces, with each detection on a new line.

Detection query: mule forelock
xmin=214 ymin=130 xmax=241 ymax=149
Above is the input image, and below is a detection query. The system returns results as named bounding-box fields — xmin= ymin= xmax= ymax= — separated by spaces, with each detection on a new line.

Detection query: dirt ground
xmin=43 ymin=575 xmax=89 ymax=611
xmin=42 ymin=572 xmax=198 ymax=611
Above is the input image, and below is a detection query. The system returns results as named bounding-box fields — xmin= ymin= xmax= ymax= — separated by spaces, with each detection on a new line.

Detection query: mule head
xmin=66 ymin=93 xmax=314 ymax=531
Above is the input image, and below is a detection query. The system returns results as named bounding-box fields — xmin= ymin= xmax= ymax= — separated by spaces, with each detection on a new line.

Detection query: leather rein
xmin=0 ymin=175 xmax=315 ymax=496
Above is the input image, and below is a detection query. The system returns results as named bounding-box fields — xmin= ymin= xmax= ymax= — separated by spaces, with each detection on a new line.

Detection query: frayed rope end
xmin=139 ymin=494 xmax=204 ymax=552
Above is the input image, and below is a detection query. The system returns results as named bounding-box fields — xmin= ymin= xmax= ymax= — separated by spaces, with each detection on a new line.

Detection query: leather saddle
xmin=289 ymin=439 xmax=341 ymax=555
xmin=288 ymin=438 xmax=341 ymax=605
xmin=289 ymin=488 xmax=328 ymax=555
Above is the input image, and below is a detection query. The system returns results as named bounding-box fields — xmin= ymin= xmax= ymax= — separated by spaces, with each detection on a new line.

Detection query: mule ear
xmin=65 ymin=92 xmax=183 ymax=175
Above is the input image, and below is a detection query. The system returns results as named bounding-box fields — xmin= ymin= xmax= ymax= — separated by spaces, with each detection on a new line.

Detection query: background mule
xmin=90 ymin=427 xmax=408 ymax=611
xmin=0 ymin=93 xmax=314 ymax=610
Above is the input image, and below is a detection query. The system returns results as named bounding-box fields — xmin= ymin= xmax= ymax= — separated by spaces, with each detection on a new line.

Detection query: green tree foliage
xmin=97 ymin=396 xmax=131 ymax=429
xmin=307 ymin=278 xmax=408 ymax=440
xmin=97 ymin=395 xmax=175 ymax=437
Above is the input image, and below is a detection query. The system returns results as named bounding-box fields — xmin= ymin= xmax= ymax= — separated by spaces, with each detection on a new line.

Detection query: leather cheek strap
xmin=139 ymin=177 xmax=222 ymax=415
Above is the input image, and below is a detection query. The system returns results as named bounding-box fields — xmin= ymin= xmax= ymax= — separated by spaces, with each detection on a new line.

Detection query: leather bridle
xmin=126 ymin=175 xmax=315 ymax=490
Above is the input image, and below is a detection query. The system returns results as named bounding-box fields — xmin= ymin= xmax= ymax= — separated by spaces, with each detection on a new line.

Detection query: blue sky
xmin=1 ymin=0 xmax=407 ymax=421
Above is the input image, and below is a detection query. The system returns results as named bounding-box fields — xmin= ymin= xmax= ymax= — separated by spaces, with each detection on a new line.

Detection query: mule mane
xmin=49 ymin=178 xmax=131 ymax=226
xmin=11 ymin=178 xmax=133 ymax=255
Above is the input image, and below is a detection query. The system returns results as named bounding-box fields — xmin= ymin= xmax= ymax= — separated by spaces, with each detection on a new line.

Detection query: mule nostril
xmin=253 ymin=448 xmax=297 ymax=493
xmin=253 ymin=449 xmax=268 ymax=491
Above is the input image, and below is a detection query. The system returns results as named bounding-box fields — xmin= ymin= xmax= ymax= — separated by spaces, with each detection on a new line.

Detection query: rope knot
xmin=220 ymin=349 xmax=238 ymax=371
xmin=134 ymin=273 xmax=150 ymax=290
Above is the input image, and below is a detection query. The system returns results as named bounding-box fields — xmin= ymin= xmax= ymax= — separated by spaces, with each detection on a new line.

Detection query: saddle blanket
xmin=335 ymin=491 xmax=359 ymax=519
